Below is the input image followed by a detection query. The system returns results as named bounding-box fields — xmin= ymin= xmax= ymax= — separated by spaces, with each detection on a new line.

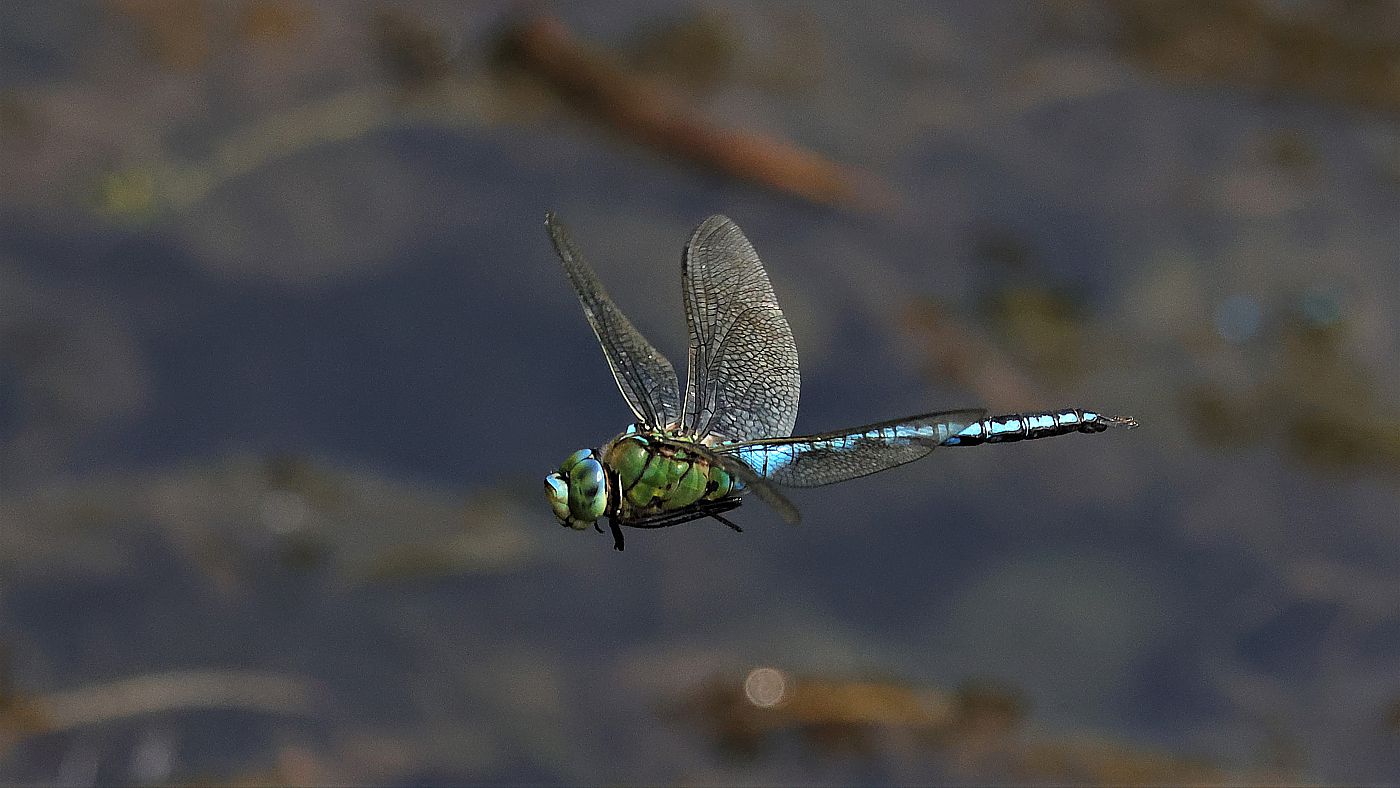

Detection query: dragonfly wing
xmin=547 ymin=213 xmax=682 ymax=428
xmin=721 ymin=409 xmax=986 ymax=488
xmin=684 ymin=441 xmax=802 ymax=524
xmin=680 ymin=216 xmax=800 ymax=442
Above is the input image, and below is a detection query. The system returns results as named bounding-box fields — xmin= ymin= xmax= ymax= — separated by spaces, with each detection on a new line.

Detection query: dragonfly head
xmin=544 ymin=448 xmax=609 ymax=530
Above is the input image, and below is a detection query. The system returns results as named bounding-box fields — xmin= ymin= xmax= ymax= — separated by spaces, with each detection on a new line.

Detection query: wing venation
xmin=547 ymin=213 xmax=682 ymax=427
xmin=680 ymin=216 xmax=800 ymax=442
xmin=722 ymin=409 xmax=987 ymax=488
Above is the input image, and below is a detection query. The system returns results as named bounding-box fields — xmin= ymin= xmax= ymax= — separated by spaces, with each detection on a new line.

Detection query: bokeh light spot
xmin=743 ymin=667 xmax=788 ymax=708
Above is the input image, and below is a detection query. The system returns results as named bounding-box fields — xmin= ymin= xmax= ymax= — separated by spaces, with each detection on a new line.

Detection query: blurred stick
xmin=0 ymin=670 xmax=322 ymax=734
xmin=501 ymin=13 xmax=876 ymax=209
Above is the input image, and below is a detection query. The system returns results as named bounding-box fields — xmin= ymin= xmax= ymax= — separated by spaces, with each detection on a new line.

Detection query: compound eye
xmin=567 ymin=457 xmax=607 ymax=523
xmin=558 ymin=448 xmax=594 ymax=475
xmin=544 ymin=473 xmax=570 ymax=523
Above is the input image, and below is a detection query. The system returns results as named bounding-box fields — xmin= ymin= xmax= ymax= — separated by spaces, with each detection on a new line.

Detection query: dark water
xmin=3 ymin=2 xmax=1399 ymax=784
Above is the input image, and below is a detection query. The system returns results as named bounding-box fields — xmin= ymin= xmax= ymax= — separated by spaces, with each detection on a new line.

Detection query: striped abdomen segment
xmin=723 ymin=410 xmax=987 ymax=488
xmin=941 ymin=409 xmax=1137 ymax=446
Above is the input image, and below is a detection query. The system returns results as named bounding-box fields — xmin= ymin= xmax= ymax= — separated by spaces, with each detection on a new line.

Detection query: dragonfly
xmin=543 ymin=213 xmax=1136 ymax=550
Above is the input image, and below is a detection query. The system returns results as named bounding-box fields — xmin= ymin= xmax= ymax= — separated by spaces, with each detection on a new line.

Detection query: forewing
xmin=721 ymin=409 xmax=986 ymax=488
xmin=680 ymin=216 xmax=800 ymax=442
xmin=547 ymin=213 xmax=682 ymax=428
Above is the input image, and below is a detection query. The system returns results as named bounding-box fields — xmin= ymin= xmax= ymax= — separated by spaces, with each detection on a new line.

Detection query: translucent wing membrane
xmin=681 ymin=216 xmax=801 ymax=442
xmin=680 ymin=441 xmax=803 ymax=525
xmin=547 ymin=213 xmax=682 ymax=428
xmin=718 ymin=454 xmax=802 ymax=524
xmin=722 ymin=409 xmax=987 ymax=488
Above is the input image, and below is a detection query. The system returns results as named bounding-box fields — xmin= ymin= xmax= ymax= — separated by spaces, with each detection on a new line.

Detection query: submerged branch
xmin=1 ymin=670 xmax=322 ymax=734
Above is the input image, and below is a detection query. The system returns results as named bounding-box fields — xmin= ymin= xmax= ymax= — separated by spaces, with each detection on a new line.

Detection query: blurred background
xmin=2 ymin=1 xmax=1399 ymax=784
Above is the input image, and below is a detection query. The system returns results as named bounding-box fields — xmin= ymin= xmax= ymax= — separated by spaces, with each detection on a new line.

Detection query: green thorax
xmin=602 ymin=429 xmax=737 ymax=518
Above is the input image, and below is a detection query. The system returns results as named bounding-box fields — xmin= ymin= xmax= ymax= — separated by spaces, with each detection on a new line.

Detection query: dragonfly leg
xmin=622 ymin=498 xmax=743 ymax=531
xmin=605 ymin=499 xmax=744 ymax=549
xmin=616 ymin=498 xmax=744 ymax=537
xmin=709 ymin=512 xmax=743 ymax=533
xmin=608 ymin=516 xmax=625 ymax=551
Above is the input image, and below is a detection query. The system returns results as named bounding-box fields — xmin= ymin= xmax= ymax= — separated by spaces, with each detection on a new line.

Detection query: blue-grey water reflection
xmin=3 ymin=2 xmax=1399 ymax=784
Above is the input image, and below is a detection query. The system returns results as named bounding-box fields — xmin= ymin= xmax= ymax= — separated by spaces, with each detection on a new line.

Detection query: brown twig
xmin=0 ymin=670 xmax=323 ymax=734
xmin=501 ymin=13 xmax=873 ymax=208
